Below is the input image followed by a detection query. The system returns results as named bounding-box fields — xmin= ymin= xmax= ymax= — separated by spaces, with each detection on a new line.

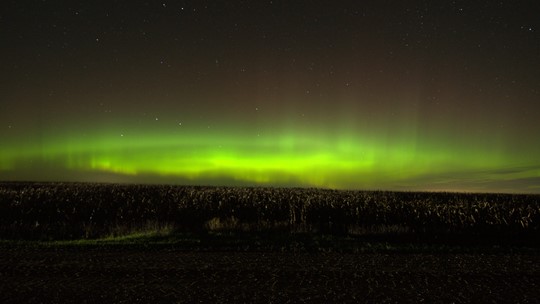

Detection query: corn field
xmin=0 ymin=182 xmax=539 ymax=241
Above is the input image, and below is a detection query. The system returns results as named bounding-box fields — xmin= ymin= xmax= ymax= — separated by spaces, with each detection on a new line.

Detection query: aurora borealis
xmin=1 ymin=1 xmax=540 ymax=192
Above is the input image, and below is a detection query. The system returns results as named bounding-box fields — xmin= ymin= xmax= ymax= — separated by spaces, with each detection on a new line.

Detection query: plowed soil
xmin=1 ymin=246 xmax=539 ymax=303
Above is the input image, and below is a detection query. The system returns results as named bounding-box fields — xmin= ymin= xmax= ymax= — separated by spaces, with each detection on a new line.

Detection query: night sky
xmin=1 ymin=1 xmax=540 ymax=193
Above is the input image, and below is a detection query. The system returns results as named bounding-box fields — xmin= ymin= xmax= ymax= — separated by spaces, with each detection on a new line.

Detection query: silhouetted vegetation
xmin=0 ymin=182 xmax=538 ymax=246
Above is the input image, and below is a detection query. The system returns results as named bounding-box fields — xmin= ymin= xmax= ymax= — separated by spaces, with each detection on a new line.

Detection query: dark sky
xmin=1 ymin=1 xmax=540 ymax=193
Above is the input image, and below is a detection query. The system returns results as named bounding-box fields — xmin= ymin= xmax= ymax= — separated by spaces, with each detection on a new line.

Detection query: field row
xmin=0 ymin=182 xmax=539 ymax=241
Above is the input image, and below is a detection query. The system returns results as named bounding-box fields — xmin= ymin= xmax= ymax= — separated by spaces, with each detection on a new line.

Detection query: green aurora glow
xmin=2 ymin=2 xmax=540 ymax=192
xmin=2 ymin=121 xmax=539 ymax=192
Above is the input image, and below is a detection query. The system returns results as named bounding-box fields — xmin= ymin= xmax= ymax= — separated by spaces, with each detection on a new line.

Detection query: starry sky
xmin=1 ymin=1 xmax=540 ymax=193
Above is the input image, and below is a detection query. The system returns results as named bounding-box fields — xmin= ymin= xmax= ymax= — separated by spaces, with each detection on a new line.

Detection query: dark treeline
xmin=0 ymin=182 xmax=539 ymax=243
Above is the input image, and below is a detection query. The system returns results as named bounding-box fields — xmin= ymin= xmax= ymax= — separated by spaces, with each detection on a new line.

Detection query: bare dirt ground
xmin=1 ymin=246 xmax=539 ymax=303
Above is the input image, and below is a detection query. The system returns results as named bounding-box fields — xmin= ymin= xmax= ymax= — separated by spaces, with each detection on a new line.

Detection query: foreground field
xmin=1 ymin=182 xmax=539 ymax=302
xmin=1 ymin=245 xmax=539 ymax=303
xmin=1 ymin=182 xmax=539 ymax=246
